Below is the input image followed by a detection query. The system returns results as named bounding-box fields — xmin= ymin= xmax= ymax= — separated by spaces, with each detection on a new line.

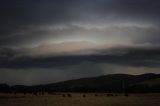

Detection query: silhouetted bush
xmin=95 ymin=94 xmax=98 ymax=96
xmin=33 ymin=92 xmax=37 ymax=96
xmin=125 ymin=92 xmax=129 ymax=97
xmin=67 ymin=93 xmax=72 ymax=97
xmin=0 ymin=84 xmax=11 ymax=93
xmin=23 ymin=92 xmax=27 ymax=96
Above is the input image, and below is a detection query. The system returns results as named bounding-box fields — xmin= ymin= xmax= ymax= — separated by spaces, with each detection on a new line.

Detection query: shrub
xmin=67 ymin=93 xmax=72 ymax=97
xmin=82 ymin=94 xmax=86 ymax=98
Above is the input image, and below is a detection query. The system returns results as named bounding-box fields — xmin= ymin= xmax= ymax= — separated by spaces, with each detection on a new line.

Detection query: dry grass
xmin=0 ymin=93 xmax=160 ymax=106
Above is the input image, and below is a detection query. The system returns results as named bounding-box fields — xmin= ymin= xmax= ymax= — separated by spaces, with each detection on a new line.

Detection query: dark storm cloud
xmin=0 ymin=46 xmax=160 ymax=69
xmin=0 ymin=0 xmax=160 ymax=47
xmin=0 ymin=0 xmax=76 ymax=46
xmin=1 ymin=0 xmax=160 ymax=85
xmin=0 ymin=0 xmax=160 ymax=68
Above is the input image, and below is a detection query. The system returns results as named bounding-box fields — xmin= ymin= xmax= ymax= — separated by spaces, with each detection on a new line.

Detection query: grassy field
xmin=0 ymin=93 xmax=160 ymax=106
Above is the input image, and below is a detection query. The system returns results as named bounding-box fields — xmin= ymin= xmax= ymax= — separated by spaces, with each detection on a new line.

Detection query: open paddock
xmin=0 ymin=93 xmax=160 ymax=106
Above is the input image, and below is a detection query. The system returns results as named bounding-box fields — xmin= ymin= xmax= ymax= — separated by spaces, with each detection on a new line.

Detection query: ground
xmin=0 ymin=93 xmax=160 ymax=106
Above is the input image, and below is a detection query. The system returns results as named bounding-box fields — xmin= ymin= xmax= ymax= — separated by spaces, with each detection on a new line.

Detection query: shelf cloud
xmin=0 ymin=0 xmax=160 ymax=85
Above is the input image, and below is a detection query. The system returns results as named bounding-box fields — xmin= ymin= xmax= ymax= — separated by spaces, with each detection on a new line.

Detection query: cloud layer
xmin=0 ymin=43 xmax=160 ymax=69
xmin=0 ymin=0 xmax=160 ymax=85
xmin=0 ymin=0 xmax=160 ymax=47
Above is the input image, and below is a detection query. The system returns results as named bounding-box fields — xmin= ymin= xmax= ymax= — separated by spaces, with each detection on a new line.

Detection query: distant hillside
xmin=0 ymin=73 xmax=160 ymax=93
xmin=131 ymin=78 xmax=160 ymax=93
xmin=136 ymin=78 xmax=160 ymax=86
xmin=44 ymin=73 xmax=160 ymax=92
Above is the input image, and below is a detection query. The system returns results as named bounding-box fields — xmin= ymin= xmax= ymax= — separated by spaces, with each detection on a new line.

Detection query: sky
xmin=0 ymin=0 xmax=160 ymax=85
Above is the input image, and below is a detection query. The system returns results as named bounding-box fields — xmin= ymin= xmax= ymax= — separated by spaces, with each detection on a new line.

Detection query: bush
xmin=67 ymin=93 xmax=72 ymax=97
xmin=95 ymin=94 xmax=98 ymax=96
xmin=82 ymin=94 xmax=86 ymax=98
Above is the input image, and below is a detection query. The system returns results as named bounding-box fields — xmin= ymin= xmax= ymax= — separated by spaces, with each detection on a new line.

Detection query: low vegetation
xmin=0 ymin=93 xmax=160 ymax=106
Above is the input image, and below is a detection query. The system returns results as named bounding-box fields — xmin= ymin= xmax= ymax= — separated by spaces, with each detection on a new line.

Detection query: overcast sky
xmin=0 ymin=0 xmax=160 ymax=85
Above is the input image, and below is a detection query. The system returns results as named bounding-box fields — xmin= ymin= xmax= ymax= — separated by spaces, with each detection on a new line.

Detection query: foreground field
xmin=0 ymin=93 xmax=160 ymax=106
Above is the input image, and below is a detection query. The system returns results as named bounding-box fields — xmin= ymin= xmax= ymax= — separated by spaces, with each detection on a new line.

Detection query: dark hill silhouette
xmin=0 ymin=73 xmax=160 ymax=93
xmin=44 ymin=73 xmax=160 ymax=92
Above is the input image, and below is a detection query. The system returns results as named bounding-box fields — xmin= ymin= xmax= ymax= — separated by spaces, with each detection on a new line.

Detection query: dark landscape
xmin=0 ymin=0 xmax=160 ymax=106
xmin=1 ymin=73 xmax=160 ymax=94
xmin=0 ymin=73 xmax=160 ymax=106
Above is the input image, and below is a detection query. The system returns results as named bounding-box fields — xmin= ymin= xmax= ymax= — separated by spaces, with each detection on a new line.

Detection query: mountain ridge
xmin=0 ymin=73 xmax=160 ymax=93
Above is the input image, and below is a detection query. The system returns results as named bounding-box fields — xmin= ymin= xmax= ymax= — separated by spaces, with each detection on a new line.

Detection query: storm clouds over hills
xmin=0 ymin=0 xmax=160 ymax=85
